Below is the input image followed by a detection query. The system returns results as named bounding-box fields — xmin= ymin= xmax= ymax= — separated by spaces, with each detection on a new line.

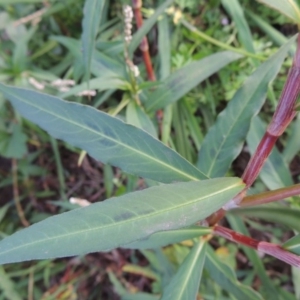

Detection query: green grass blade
xmin=283 ymin=114 xmax=300 ymax=163
xmin=161 ymin=240 xmax=206 ymax=300
xmin=246 ymin=10 xmax=295 ymax=53
xmin=0 ymin=178 xmax=244 ymax=264
xmin=81 ymin=0 xmax=105 ymax=82
xmin=0 ymin=83 xmax=207 ymax=183
xmin=246 ymin=116 xmax=293 ymax=189
xmin=196 ymin=37 xmax=294 ymax=178
xmin=205 ymin=245 xmax=263 ymax=300
xmin=284 ymin=235 xmax=300 ymax=255
xmin=221 ymin=0 xmax=255 ymax=53
xmin=257 ymin=0 xmax=300 ymax=24
xmin=124 ymin=226 xmax=211 ymax=249
xmin=145 ymin=51 xmax=242 ymax=112
xmin=0 ymin=267 xmax=23 ymax=300
xmin=231 ymin=205 xmax=300 ymax=232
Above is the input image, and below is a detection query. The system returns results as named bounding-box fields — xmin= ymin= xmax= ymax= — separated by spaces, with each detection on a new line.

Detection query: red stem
xmin=213 ymin=225 xmax=300 ymax=268
xmin=132 ymin=0 xmax=156 ymax=81
xmin=231 ymin=34 xmax=300 ymax=206
xmin=240 ymin=183 xmax=300 ymax=207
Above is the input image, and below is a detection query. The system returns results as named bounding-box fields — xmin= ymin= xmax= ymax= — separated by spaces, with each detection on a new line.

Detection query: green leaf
xmin=0 ymin=83 xmax=207 ymax=183
xmin=205 ymin=245 xmax=263 ymax=300
xmin=145 ymin=51 xmax=242 ymax=111
xmin=196 ymin=37 xmax=295 ymax=178
xmin=124 ymin=226 xmax=211 ymax=249
xmin=246 ymin=116 xmax=293 ymax=189
xmin=231 ymin=205 xmax=300 ymax=232
xmin=246 ymin=11 xmax=295 ymax=53
xmin=283 ymin=114 xmax=300 ymax=163
xmin=161 ymin=240 xmax=206 ymax=300
xmin=0 ymin=123 xmax=27 ymax=159
xmin=0 ymin=267 xmax=23 ymax=300
xmin=257 ymin=0 xmax=300 ymax=24
xmin=283 ymin=234 xmax=300 ymax=255
xmin=0 ymin=177 xmax=244 ymax=264
xmin=126 ymin=101 xmax=157 ymax=138
xmin=221 ymin=0 xmax=255 ymax=53
xmin=129 ymin=0 xmax=174 ymax=55
xmin=81 ymin=0 xmax=105 ymax=82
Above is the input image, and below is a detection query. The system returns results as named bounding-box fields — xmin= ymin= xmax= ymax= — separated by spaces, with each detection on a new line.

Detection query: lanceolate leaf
xmin=81 ymin=0 xmax=105 ymax=81
xmin=161 ymin=241 xmax=206 ymax=300
xmin=124 ymin=226 xmax=211 ymax=249
xmin=0 ymin=178 xmax=244 ymax=264
xmin=145 ymin=51 xmax=242 ymax=112
xmin=221 ymin=0 xmax=255 ymax=53
xmin=246 ymin=116 xmax=293 ymax=189
xmin=0 ymin=83 xmax=207 ymax=183
xmin=205 ymin=246 xmax=263 ymax=300
xmin=196 ymin=37 xmax=295 ymax=178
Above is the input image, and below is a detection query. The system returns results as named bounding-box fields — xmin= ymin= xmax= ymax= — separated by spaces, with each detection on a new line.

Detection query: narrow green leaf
xmin=196 ymin=37 xmax=295 ymax=178
xmin=231 ymin=205 xmax=300 ymax=232
xmin=145 ymin=51 xmax=242 ymax=112
xmin=158 ymin=13 xmax=171 ymax=80
xmin=0 ymin=267 xmax=23 ymax=300
xmin=246 ymin=11 xmax=295 ymax=53
xmin=81 ymin=0 xmax=105 ymax=81
xmin=205 ymin=246 xmax=263 ymax=300
xmin=283 ymin=234 xmax=300 ymax=255
xmin=283 ymin=114 xmax=300 ymax=163
xmin=246 ymin=116 xmax=293 ymax=189
xmin=161 ymin=241 xmax=206 ymax=300
xmin=126 ymin=101 xmax=157 ymax=138
xmin=0 ymin=178 xmax=244 ymax=264
xmin=124 ymin=226 xmax=211 ymax=249
xmin=227 ymin=215 xmax=280 ymax=300
xmin=221 ymin=0 xmax=255 ymax=53
xmin=0 ymin=123 xmax=27 ymax=159
xmin=257 ymin=0 xmax=300 ymax=24
xmin=0 ymin=83 xmax=207 ymax=183
xmin=129 ymin=0 xmax=174 ymax=55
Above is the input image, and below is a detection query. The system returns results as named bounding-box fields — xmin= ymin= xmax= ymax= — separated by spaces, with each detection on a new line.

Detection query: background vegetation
xmin=1 ymin=0 xmax=300 ymax=299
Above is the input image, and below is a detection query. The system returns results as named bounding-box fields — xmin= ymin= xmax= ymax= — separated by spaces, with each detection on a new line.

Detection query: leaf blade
xmin=0 ymin=178 xmax=244 ymax=264
xmin=161 ymin=241 xmax=206 ymax=300
xmin=81 ymin=0 xmax=105 ymax=81
xmin=0 ymin=83 xmax=207 ymax=183
xmin=145 ymin=51 xmax=242 ymax=112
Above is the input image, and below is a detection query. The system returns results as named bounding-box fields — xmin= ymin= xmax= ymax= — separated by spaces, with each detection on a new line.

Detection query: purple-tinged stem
xmin=213 ymin=225 xmax=300 ymax=268
xmin=132 ymin=0 xmax=156 ymax=81
xmin=240 ymin=183 xmax=300 ymax=207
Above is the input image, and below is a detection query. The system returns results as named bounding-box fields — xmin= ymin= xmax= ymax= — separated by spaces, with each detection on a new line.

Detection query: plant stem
xmin=240 ymin=183 xmax=300 ymax=207
xmin=213 ymin=225 xmax=300 ymax=267
xmin=180 ymin=18 xmax=266 ymax=61
xmin=132 ymin=0 xmax=156 ymax=81
xmin=207 ymin=34 xmax=300 ymax=224
xmin=226 ymin=34 xmax=300 ymax=209
xmin=12 ymin=159 xmax=29 ymax=227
